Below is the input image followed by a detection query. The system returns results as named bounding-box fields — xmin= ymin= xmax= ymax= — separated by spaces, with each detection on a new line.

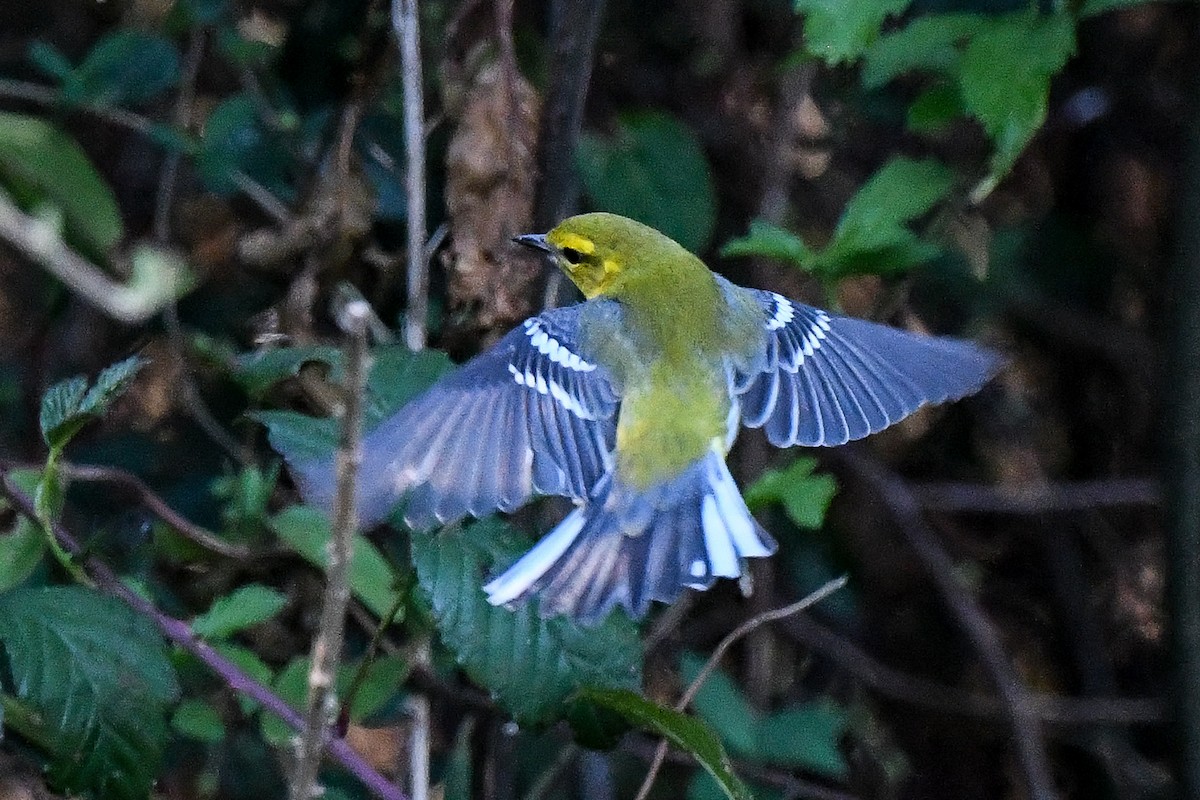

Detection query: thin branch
xmin=781 ymin=614 xmax=1164 ymax=726
xmin=913 ymin=478 xmax=1161 ymax=514
xmin=0 ymin=191 xmax=191 ymax=324
xmin=0 ymin=78 xmax=159 ymax=137
xmin=0 ymin=474 xmax=408 ymax=800
xmin=827 ymin=450 xmax=1059 ymax=800
xmin=291 ymin=301 xmax=371 ymax=800
xmin=394 ymin=0 xmax=429 ymax=351
xmin=154 ymin=29 xmax=249 ymax=464
xmin=633 ymin=577 xmax=849 ymax=800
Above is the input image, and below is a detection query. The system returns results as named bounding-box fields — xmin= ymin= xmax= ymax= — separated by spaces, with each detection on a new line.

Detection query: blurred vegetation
xmin=0 ymin=0 xmax=1191 ymax=799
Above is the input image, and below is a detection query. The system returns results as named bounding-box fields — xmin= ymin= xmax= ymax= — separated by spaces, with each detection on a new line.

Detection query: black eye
xmin=561 ymin=247 xmax=583 ymax=265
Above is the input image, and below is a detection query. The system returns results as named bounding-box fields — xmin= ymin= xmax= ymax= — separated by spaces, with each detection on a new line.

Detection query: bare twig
xmin=0 ymin=191 xmax=191 ymax=323
xmin=913 ymin=478 xmax=1161 ymax=514
xmin=394 ymin=0 xmax=429 ymax=351
xmin=828 ymin=450 xmax=1059 ymax=800
xmin=0 ymin=474 xmax=408 ymax=800
xmin=781 ymin=614 xmax=1164 ymax=726
xmin=633 ymin=577 xmax=849 ymax=800
xmin=0 ymin=78 xmax=159 ymax=137
xmin=291 ymin=301 xmax=372 ymax=800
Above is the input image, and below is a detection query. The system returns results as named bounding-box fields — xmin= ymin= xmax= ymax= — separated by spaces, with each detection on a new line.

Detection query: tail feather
xmin=483 ymin=451 xmax=777 ymax=625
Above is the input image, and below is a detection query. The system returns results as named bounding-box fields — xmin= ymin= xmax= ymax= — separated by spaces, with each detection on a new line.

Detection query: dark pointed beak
xmin=512 ymin=233 xmax=552 ymax=253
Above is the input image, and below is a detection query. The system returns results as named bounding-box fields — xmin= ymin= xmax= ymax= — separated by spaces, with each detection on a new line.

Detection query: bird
xmin=286 ymin=212 xmax=1001 ymax=626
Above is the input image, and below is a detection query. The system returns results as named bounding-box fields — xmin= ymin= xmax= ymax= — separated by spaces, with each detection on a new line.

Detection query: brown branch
xmin=912 ymin=478 xmax=1161 ymax=514
xmin=290 ymin=301 xmax=371 ymax=799
xmin=633 ymin=577 xmax=849 ymax=800
xmin=826 ymin=449 xmax=1059 ymax=800
xmin=394 ymin=0 xmax=430 ymax=352
xmin=0 ymin=474 xmax=407 ymax=800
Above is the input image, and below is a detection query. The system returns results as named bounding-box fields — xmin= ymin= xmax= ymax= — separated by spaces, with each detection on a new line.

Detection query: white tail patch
xmin=484 ymin=510 xmax=586 ymax=605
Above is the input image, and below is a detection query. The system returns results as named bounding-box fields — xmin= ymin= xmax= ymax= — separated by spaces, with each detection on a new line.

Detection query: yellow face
xmin=544 ymin=226 xmax=623 ymax=298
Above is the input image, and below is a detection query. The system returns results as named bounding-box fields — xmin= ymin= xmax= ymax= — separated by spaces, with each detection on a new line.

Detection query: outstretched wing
xmin=732 ymin=290 xmax=1001 ymax=447
xmin=289 ymin=303 xmax=622 ymax=529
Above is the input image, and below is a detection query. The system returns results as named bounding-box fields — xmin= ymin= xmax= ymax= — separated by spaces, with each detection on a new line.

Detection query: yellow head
xmin=514 ymin=213 xmax=694 ymax=299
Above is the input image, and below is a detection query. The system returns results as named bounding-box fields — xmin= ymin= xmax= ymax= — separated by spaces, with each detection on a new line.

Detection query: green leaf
xmin=794 ymin=0 xmax=914 ymax=65
xmin=172 ymin=698 xmax=227 ymax=743
xmin=259 ymin=653 xmax=409 ymax=744
xmin=744 ymin=457 xmax=837 ymax=530
xmin=410 ymin=517 xmax=642 ymax=725
xmin=582 ymin=687 xmax=753 ymax=800
xmin=906 ymin=83 xmax=965 ymax=133
xmin=833 ymin=157 xmax=956 ymax=254
xmin=253 ymin=409 xmax=339 ymax=465
xmin=233 ymin=345 xmax=342 ymax=399
xmin=681 ymin=654 xmax=848 ymax=780
xmin=40 ymin=355 xmax=145 ymax=449
xmin=73 ymin=30 xmax=181 ymax=106
xmin=720 ymin=221 xmax=812 ymax=267
xmin=253 ymin=345 xmax=454 ymax=484
xmin=27 ymin=40 xmax=74 ymax=82
xmin=268 ymin=506 xmax=399 ymax=618
xmin=197 ymin=94 xmax=293 ymax=195
xmin=192 ymin=584 xmax=289 ymax=639
xmin=0 ymin=112 xmax=123 ymax=257
xmin=212 ymin=643 xmax=276 ymax=715
xmin=578 ymin=111 xmax=716 ymax=253
xmin=79 ymin=355 xmax=145 ymax=417
xmin=0 ymin=470 xmax=47 ymax=590
xmin=860 ymin=13 xmax=985 ymax=89
xmin=959 ymin=12 xmax=1075 ymax=178
xmin=38 ymin=375 xmax=87 ymax=448
xmin=0 ymin=586 xmax=180 ymax=800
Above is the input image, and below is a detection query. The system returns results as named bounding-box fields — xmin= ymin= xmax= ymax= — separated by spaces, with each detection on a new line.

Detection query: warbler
xmin=289 ymin=213 xmax=1000 ymax=625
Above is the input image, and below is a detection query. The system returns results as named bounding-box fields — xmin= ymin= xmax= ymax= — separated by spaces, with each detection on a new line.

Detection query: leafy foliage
xmin=794 ymin=0 xmax=913 ymax=64
xmin=39 ymin=355 xmax=145 ymax=449
xmin=0 ymin=112 xmax=123 ymax=257
xmin=723 ymin=157 xmax=954 ymax=286
xmin=681 ymin=653 xmax=848 ymax=779
xmin=0 ymin=587 xmax=179 ymax=800
xmin=191 ymin=584 xmax=289 ymax=639
xmin=582 ymin=687 xmax=753 ymax=800
xmin=578 ymin=111 xmax=717 ymax=253
xmin=411 ymin=518 xmax=643 ymax=725
xmin=32 ymin=31 xmax=181 ymax=107
xmin=744 ymin=457 xmax=838 ymax=530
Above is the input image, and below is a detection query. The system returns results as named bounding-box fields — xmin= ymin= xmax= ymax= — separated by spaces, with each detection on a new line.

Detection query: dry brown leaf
xmin=442 ymin=61 xmax=541 ymax=337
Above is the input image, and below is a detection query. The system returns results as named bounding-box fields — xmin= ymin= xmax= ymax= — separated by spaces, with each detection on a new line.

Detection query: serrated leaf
xmin=192 ymin=584 xmax=289 ymax=639
xmin=268 ymin=506 xmax=398 ymax=618
xmin=40 ymin=356 xmax=144 ymax=449
xmin=860 ymin=13 xmax=985 ymax=89
xmin=74 ymin=30 xmax=180 ymax=106
xmin=0 ymin=470 xmax=47 ymax=590
xmin=78 ymin=355 xmax=145 ymax=417
xmin=39 ymin=375 xmax=87 ymax=448
xmin=744 ymin=457 xmax=837 ymax=530
xmin=681 ymin=653 xmax=848 ymax=780
xmin=578 ymin=111 xmax=716 ymax=253
xmin=172 ymin=698 xmax=227 ymax=743
xmin=0 ymin=586 xmax=179 ymax=800
xmin=720 ymin=220 xmax=812 ymax=267
xmin=0 ymin=112 xmax=123 ymax=257
xmin=794 ymin=0 xmax=913 ymax=65
xmin=582 ymin=687 xmax=753 ymax=800
xmin=959 ymin=12 xmax=1075 ymax=178
xmin=410 ymin=517 xmax=642 ymax=725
